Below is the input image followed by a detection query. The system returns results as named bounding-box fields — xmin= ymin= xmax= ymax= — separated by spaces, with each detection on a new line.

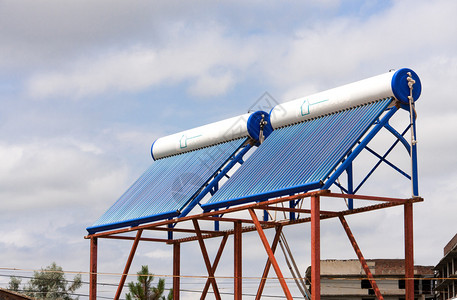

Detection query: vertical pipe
xmin=114 ymin=229 xmax=143 ymax=300
xmin=311 ymin=195 xmax=320 ymax=300
xmin=346 ymin=160 xmax=354 ymax=210
xmin=215 ymin=208 xmax=220 ymax=231
xmin=411 ymin=115 xmax=419 ymax=197
xmin=90 ymin=237 xmax=98 ymax=300
xmin=405 ymin=202 xmax=414 ymax=300
xmin=289 ymin=200 xmax=296 ymax=220
xmin=173 ymin=243 xmax=181 ymax=300
xmin=248 ymin=209 xmax=293 ymax=300
xmin=168 ymin=221 xmax=173 ymax=240
xmin=234 ymin=221 xmax=242 ymax=300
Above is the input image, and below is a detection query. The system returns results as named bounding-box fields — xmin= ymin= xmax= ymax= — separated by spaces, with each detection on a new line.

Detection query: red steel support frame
xmin=114 ymin=229 xmax=143 ymax=300
xmin=86 ymin=191 xmax=422 ymax=300
xmin=173 ymin=242 xmax=180 ymax=300
xmin=339 ymin=215 xmax=383 ymax=300
xmin=311 ymin=195 xmax=320 ymax=300
xmin=201 ymin=233 xmax=229 ymax=299
xmin=255 ymin=225 xmax=283 ymax=300
xmin=234 ymin=221 xmax=242 ymax=300
xmin=405 ymin=202 xmax=414 ymax=300
xmin=249 ymin=208 xmax=293 ymax=300
xmin=193 ymin=219 xmax=222 ymax=300
xmin=90 ymin=237 xmax=97 ymax=300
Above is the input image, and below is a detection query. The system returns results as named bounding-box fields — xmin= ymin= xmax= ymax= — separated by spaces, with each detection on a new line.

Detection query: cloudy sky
xmin=1 ymin=0 xmax=457 ymax=298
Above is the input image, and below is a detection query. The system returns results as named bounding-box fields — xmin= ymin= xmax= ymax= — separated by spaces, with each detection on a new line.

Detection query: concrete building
xmin=309 ymin=259 xmax=435 ymax=300
xmin=435 ymin=233 xmax=457 ymax=299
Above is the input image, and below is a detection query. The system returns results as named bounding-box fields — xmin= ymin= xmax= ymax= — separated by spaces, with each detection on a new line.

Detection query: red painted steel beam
xmin=234 ymin=221 xmax=242 ymax=300
xmin=325 ymin=192 xmax=418 ymax=203
xmin=404 ymin=203 xmax=414 ymax=300
xmin=208 ymin=201 xmax=416 ymax=242
xmin=114 ymin=229 xmax=143 ymax=300
xmin=200 ymin=216 xmax=274 ymax=225
xmin=87 ymin=195 xmax=423 ymax=242
xmin=85 ymin=190 xmax=423 ymax=240
xmin=248 ymin=209 xmax=293 ymax=300
xmin=85 ymin=190 xmax=331 ymax=239
xmin=256 ymin=225 xmax=283 ymax=300
xmin=90 ymin=237 xmax=97 ymax=300
xmin=339 ymin=216 xmax=383 ymax=300
xmin=201 ymin=234 xmax=229 ymax=299
xmin=101 ymin=235 xmax=170 ymax=243
xmin=173 ymin=243 xmax=180 ymax=300
xmin=192 ymin=219 xmax=222 ymax=300
xmin=311 ymin=195 xmax=320 ymax=300
xmin=146 ymin=226 xmax=218 ymax=235
xmin=259 ymin=205 xmax=339 ymax=216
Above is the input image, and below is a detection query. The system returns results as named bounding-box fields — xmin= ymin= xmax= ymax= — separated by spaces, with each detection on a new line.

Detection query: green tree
xmin=8 ymin=276 xmax=21 ymax=292
xmin=126 ymin=265 xmax=172 ymax=300
xmin=17 ymin=262 xmax=82 ymax=300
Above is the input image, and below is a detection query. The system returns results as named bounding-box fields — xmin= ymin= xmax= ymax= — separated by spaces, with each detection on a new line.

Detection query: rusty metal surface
xmin=404 ymin=203 xmax=414 ymax=300
xmin=114 ymin=229 xmax=143 ymax=300
xmin=256 ymin=225 xmax=283 ymax=300
xmin=249 ymin=208 xmax=293 ymax=300
xmin=339 ymin=215 xmax=384 ymax=300
xmin=311 ymin=195 xmax=321 ymax=300
xmin=201 ymin=233 xmax=229 ymax=299
xmin=89 ymin=238 xmax=97 ymax=300
xmin=87 ymin=191 xmax=422 ymax=300
xmin=173 ymin=243 xmax=180 ymax=300
xmin=192 ymin=220 xmax=221 ymax=300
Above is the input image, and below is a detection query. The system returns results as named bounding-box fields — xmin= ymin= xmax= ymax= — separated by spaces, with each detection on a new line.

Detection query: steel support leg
xmin=405 ymin=202 xmax=414 ymax=300
xmin=173 ymin=243 xmax=180 ymax=300
xmin=114 ymin=229 xmax=143 ymax=300
xmin=339 ymin=216 xmax=383 ymax=299
xmin=248 ymin=209 xmax=293 ymax=300
xmin=234 ymin=221 xmax=242 ymax=300
xmin=192 ymin=219 xmax=222 ymax=300
xmin=256 ymin=225 xmax=283 ymax=300
xmin=90 ymin=237 xmax=97 ymax=300
xmin=202 ymin=234 xmax=229 ymax=299
xmin=311 ymin=195 xmax=320 ymax=300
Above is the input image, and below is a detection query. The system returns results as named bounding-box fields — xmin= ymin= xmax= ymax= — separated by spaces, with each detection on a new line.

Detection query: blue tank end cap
xmin=247 ymin=111 xmax=274 ymax=141
xmin=391 ymin=68 xmax=422 ymax=104
xmin=150 ymin=139 xmax=157 ymax=161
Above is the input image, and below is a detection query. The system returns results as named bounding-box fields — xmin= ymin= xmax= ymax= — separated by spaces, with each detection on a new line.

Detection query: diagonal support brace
xmin=249 ymin=209 xmax=293 ymax=300
xmin=339 ymin=216 xmax=383 ymax=300
xmin=114 ymin=229 xmax=143 ymax=300
xmin=192 ymin=219 xmax=222 ymax=300
xmin=256 ymin=225 xmax=283 ymax=300
xmin=201 ymin=233 xmax=229 ymax=299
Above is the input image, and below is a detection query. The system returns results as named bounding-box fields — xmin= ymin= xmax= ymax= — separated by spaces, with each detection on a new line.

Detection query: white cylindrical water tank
xmin=151 ymin=111 xmax=273 ymax=160
xmin=270 ymin=68 xmax=422 ymax=129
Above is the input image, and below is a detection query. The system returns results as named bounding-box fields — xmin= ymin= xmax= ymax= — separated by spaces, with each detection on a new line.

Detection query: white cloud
xmin=25 ymin=25 xmax=257 ymax=99
xmin=0 ymin=229 xmax=37 ymax=248
xmin=143 ymin=249 xmax=173 ymax=259
xmin=0 ymin=139 xmax=128 ymax=211
xmin=188 ymin=72 xmax=235 ymax=98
